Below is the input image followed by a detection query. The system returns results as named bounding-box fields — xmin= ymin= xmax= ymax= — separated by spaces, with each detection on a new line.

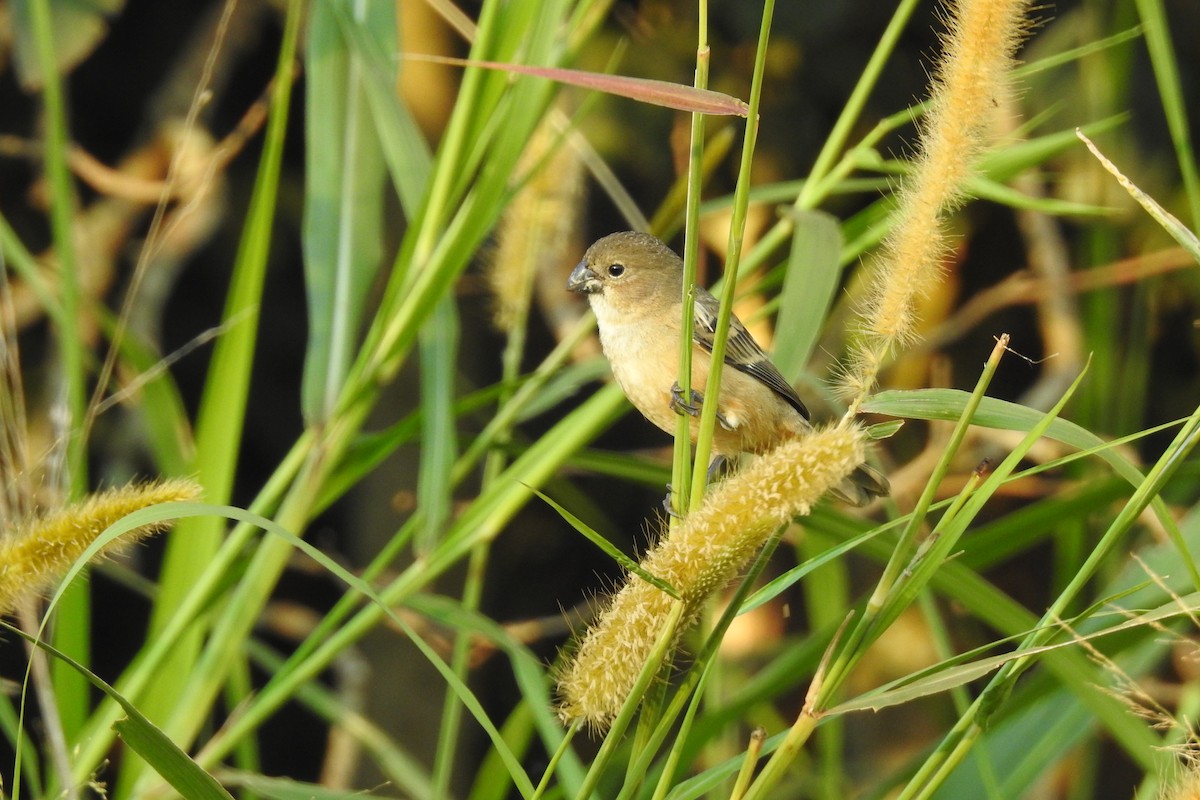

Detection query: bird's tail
xmin=831 ymin=462 xmax=889 ymax=507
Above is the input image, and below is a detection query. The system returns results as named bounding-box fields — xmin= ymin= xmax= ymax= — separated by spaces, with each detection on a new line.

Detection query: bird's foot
xmin=706 ymin=455 xmax=731 ymax=485
xmin=670 ymin=382 xmax=734 ymax=430
xmin=670 ymin=382 xmax=703 ymax=417
xmin=661 ymin=485 xmax=683 ymax=518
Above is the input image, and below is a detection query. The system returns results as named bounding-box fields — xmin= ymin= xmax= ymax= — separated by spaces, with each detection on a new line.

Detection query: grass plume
xmin=556 ymin=426 xmax=865 ymax=729
xmin=487 ymin=121 xmax=583 ymax=334
xmin=0 ymin=478 xmax=202 ymax=614
xmin=843 ymin=0 xmax=1032 ymax=409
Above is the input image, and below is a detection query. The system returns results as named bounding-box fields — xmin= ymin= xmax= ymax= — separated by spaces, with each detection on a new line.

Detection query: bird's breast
xmin=596 ymin=317 xmax=679 ymax=433
xmin=591 ymin=302 xmax=809 ymax=457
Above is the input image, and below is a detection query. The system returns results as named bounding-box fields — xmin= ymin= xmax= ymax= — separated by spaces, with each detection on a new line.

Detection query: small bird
xmin=568 ymin=231 xmax=888 ymax=506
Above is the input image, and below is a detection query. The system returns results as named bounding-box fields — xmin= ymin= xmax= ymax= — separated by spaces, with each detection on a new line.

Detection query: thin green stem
xmin=28 ymin=0 xmax=84 ymax=494
xmin=574 ymin=602 xmax=685 ymax=800
xmin=670 ymin=0 xmax=709 ymax=520
xmin=432 ymin=542 xmax=490 ymax=798
xmin=532 ymin=723 xmax=580 ymax=800
xmin=817 ymin=337 xmax=1008 ymax=703
xmin=799 ymin=0 xmax=922 ymax=208
xmin=433 ymin=220 xmax=533 ymax=794
xmin=1134 ymin=0 xmax=1200 ymax=229
xmin=688 ymin=0 xmax=775 ymax=509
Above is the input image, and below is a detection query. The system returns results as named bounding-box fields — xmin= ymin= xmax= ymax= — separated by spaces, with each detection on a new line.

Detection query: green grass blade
xmin=2 ymin=623 xmax=234 ymax=800
xmin=416 ymin=296 xmax=459 ymax=554
xmin=130 ymin=1 xmax=303 ymax=791
xmin=302 ymin=0 xmax=389 ymax=421
xmin=740 ymin=524 xmax=887 ymax=614
xmin=1133 ymin=0 xmax=1200 ymax=228
xmin=112 ymin=716 xmax=235 ymax=800
xmin=331 ymin=0 xmax=431 ymax=216
xmin=862 ymin=389 xmax=1147 ymax=485
xmin=0 ymin=692 xmax=42 ymax=798
xmin=220 ymin=774 xmax=393 ymax=800
xmin=798 ymin=0 xmax=921 ymax=205
xmin=773 ymin=209 xmax=844 ymax=380
xmin=469 ymin=703 xmax=536 ymax=800
xmin=242 ymin=641 xmax=434 ymax=798
xmin=0 ymin=211 xmax=63 ymax=327
xmin=534 ymin=489 xmax=679 ymax=599
xmin=406 ymin=593 xmax=587 ymax=797
xmin=25 ymin=0 xmax=92 ymax=748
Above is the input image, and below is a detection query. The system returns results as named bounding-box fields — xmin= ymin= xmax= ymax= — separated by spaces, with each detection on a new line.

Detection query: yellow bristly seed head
xmin=845 ymin=0 xmax=1030 ymax=403
xmin=556 ymin=427 xmax=866 ymax=729
xmin=488 ymin=121 xmax=583 ymax=333
xmin=0 ymin=478 xmax=202 ymax=614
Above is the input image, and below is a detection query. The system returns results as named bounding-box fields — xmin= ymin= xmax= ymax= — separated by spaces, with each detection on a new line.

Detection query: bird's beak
xmin=567 ymin=261 xmax=601 ymax=295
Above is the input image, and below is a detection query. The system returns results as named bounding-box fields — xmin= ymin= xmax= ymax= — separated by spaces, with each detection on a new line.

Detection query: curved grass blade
xmin=862 ymin=388 xmax=1142 ymax=482
xmin=2 ymin=622 xmax=233 ymax=800
xmin=532 ymin=489 xmax=680 ymax=599
xmin=1077 ymin=129 xmax=1200 ymax=262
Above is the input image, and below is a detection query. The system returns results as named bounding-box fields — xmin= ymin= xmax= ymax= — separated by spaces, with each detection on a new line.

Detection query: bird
xmin=567 ymin=231 xmax=888 ymax=506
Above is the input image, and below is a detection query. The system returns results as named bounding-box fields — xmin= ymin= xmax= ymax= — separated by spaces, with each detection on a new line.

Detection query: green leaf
xmin=773 ymin=209 xmax=844 ymax=381
xmin=1 ymin=620 xmax=233 ymax=800
xmin=417 ymin=296 xmax=459 ymax=554
xmin=302 ymin=0 xmax=390 ymax=421
xmin=330 ymin=0 xmax=432 ymax=216
xmin=1134 ymin=0 xmax=1200 ymax=229
xmin=965 ymin=175 xmax=1113 ymax=216
xmin=977 ymin=114 xmax=1127 ymax=183
xmin=865 ymin=419 xmax=904 ymax=439
xmin=862 ymin=388 xmax=1145 ymax=484
xmin=407 ymin=593 xmax=588 ymax=797
xmin=740 ymin=524 xmax=887 ymax=614
xmin=220 ymin=772 xmax=393 ymax=800
xmin=113 ymin=716 xmax=234 ymax=800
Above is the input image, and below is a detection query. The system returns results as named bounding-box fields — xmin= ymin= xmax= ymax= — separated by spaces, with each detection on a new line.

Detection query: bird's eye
xmin=607 ymin=263 xmax=626 ymax=278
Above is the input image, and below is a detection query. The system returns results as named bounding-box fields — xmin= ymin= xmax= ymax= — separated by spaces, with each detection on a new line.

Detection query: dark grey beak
xmin=567 ymin=261 xmax=601 ymax=295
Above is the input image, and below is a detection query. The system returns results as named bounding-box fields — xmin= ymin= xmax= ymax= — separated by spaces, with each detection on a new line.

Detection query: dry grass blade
xmin=406 ymin=53 xmax=751 ymax=117
xmin=1077 ymin=128 xmax=1200 ymax=262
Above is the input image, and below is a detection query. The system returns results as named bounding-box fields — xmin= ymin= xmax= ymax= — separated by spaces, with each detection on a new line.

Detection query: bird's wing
xmin=692 ymin=288 xmax=810 ymax=420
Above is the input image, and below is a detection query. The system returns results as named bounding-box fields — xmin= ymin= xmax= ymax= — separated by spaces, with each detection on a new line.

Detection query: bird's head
xmin=567 ymin=232 xmax=682 ymax=307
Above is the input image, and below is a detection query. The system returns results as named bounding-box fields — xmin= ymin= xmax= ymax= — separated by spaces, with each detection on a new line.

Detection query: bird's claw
xmin=670 ymin=382 xmax=735 ymax=430
xmin=670 ymin=382 xmax=703 ymax=417
xmin=662 ymin=484 xmax=683 ymax=518
xmin=706 ymin=455 xmax=731 ymax=484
